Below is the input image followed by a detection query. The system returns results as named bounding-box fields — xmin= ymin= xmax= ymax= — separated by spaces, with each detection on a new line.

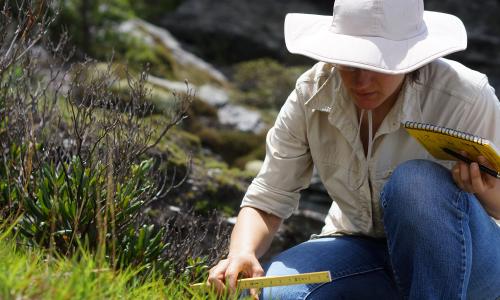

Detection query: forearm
xmin=228 ymin=206 xmax=283 ymax=259
xmin=477 ymin=179 xmax=500 ymax=219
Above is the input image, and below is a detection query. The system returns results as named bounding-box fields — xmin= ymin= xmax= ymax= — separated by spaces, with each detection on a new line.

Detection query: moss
xmin=232 ymin=58 xmax=307 ymax=109
xmin=195 ymin=128 xmax=266 ymax=167
xmin=204 ymin=158 xmax=230 ymax=170
xmin=111 ymin=78 xmax=179 ymax=114
xmin=152 ymin=126 xmax=202 ymax=167
xmin=99 ymin=33 xmax=176 ymax=80
xmin=233 ymin=144 xmax=266 ymax=170
xmin=119 ymin=23 xmax=227 ymax=87
xmin=189 ymin=99 xmax=218 ymax=119
xmin=126 ymin=40 xmax=175 ymax=79
xmin=154 ymin=40 xmax=226 ymax=87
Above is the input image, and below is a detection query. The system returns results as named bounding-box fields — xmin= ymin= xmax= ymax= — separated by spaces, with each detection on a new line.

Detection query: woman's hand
xmin=207 ymin=253 xmax=264 ymax=299
xmin=452 ymin=154 xmax=500 ymax=218
xmin=451 ymin=154 xmax=496 ymax=193
xmin=205 ymin=207 xmax=282 ymax=299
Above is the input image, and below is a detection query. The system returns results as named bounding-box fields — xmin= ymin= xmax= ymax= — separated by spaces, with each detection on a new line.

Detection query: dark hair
xmin=407 ymin=68 xmax=421 ymax=85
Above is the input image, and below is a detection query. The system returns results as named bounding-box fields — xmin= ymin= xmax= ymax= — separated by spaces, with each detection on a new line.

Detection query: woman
xmin=208 ymin=0 xmax=500 ymax=299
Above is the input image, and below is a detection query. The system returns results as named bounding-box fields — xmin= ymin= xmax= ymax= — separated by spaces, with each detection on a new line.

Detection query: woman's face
xmin=337 ymin=66 xmax=406 ymax=112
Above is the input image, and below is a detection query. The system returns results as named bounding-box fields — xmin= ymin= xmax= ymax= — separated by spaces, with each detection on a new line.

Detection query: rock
xmin=217 ymin=104 xmax=265 ymax=133
xmin=147 ymin=75 xmax=229 ymax=107
xmin=147 ymin=75 xmax=188 ymax=92
xmin=117 ymin=19 xmax=228 ymax=85
xmin=159 ymin=0 xmax=332 ymax=64
xmin=423 ymin=0 xmax=500 ymax=90
xmin=198 ymin=84 xmax=230 ymax=107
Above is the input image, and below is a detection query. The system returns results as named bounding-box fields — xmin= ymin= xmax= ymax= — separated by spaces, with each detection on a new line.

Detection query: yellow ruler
xmin=190 ymin=271 xmax=332 ymax=290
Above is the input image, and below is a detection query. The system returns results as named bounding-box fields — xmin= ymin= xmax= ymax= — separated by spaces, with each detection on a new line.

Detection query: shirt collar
xmin=304 ymin=69 xmax=424 ymax=130
xmin=304 ymin=68 xmax=339 ymax=113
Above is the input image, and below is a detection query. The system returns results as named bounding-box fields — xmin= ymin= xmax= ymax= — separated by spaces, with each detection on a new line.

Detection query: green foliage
xmin=98 ymin=34 xmax=176 ymax=79
xmin=233 ymin=58 xmax=306 ymax=109
xmin=53 ymin=0 xmax=183 ymax=61
xmin=3 ymin=145 xmax=169 ymax=273
xmin=124 ymin=39 xmax=174 ymax=77
xmin=0 ymin=232 xmax=243 ymax=299
xmin=119 ymin=224 xmax=168 ymax=271
xmin=53 ymin=0 xmax=136 ymax=56
xmin=0 ymin=144 xmax=23 ymax=218
xmin=1 ymin=1 xmax=235 ymax=296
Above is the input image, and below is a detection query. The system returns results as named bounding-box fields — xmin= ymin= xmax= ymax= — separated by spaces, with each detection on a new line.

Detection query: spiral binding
xmin=403 ymin=121 xmax=485 ymax=145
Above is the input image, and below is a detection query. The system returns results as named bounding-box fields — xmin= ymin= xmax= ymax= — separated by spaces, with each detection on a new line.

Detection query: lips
xmin=354 ymin=91 xmax=376 ymax=98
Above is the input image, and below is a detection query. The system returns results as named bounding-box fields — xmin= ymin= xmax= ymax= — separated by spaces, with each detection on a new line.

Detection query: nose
xmin=353 ymin=69 xmax=375 ymax=89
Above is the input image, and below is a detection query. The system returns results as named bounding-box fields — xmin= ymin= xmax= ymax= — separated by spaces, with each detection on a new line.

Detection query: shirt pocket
xmin=310 ymin=137 xmax=355 ymax=166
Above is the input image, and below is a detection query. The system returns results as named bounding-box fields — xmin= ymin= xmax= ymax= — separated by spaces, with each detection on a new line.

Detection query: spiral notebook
xmin=403 ymin=121 xmax=500 ymax=172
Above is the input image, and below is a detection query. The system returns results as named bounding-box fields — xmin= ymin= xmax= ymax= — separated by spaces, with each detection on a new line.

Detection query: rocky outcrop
xmin=159 ymin=0 xmax=332 ymax=64
xmin=424 ymin=0 xmax=500 ymax=90
xmin=118 ymin=19 xmax=228 ymax=86
xmin=148 ymin=75 xmax=230 ymax=107
xmin=116 ymin=20 xmax=267 ymax=133
xmin=147 ymin=76 xmax=265 ymax=133
xmin=217 ymin=104 xmax=266 ymax=133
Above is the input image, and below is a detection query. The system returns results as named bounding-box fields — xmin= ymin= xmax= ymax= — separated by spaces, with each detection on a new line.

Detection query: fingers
xmin=224 ymin=256 xmax=264 ymax=293
xmin=459 ymin=157 xmax=473 ymax=191
xmin=452 ymin=154 xmax=495 ymax=193
xmin=207 ymin=255 xmax=264 ymax=297
xmin=469 ymin=162 xmax=486 ymax=193
xmin=249 ymin=266 xmax=265 ymax=299
xmin=224 ymin=263 xmax=241 ymax=293
xmin=477 ymin=156 xmax=497 ymax=189
xmin=452 ymin=163 xmax=464 ymax=190
xmin=207 ymin=259 xmax=230 ymax=294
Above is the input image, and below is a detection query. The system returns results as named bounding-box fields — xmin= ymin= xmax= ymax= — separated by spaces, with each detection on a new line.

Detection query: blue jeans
xmin=262 ymin=160 xmax=500 ymax=299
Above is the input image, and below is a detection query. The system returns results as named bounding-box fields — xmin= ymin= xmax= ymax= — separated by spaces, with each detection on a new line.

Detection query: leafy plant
xmin=14 ymin=154 xmax=169 ymax=271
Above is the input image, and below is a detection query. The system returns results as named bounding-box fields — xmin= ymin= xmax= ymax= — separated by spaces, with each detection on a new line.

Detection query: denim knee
xmin=381 ymin=159 xmax=462 ymax=229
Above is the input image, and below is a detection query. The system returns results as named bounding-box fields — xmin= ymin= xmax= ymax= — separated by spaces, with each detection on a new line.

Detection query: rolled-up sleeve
xmin=460 ymin=77 xmax=500 ymax=149
xmin=241 ymin=86 xmax=314 ymax=219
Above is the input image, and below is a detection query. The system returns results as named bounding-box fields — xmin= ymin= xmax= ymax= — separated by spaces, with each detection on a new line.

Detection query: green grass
xmin=0 ymin=227 xmax=243 ymax=300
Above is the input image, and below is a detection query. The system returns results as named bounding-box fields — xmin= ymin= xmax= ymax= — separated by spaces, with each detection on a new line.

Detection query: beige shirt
xmin=241 ymin=58 xmax=500 ymax=238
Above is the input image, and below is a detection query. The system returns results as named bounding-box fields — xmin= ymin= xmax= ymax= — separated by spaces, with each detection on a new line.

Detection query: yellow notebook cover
xmin=403 ymin=121 xmax=500 ymax=172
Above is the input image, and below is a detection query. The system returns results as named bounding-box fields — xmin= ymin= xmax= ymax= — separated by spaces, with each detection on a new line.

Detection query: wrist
xmin=228 ymin=249 xmax=257 ymax=259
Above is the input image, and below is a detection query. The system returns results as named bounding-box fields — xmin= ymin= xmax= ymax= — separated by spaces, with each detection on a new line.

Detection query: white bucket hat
xmin=284 ymin=0 xmax=467 ymax=74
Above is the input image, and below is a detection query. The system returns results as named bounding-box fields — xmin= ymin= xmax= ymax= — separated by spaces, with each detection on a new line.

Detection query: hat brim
xmin=284 ymin=11 xmax=467 ymax=74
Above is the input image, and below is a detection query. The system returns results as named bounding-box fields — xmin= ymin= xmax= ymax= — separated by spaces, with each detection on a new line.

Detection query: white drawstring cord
xmin=347 ymin=109 xmax=373 ymax=191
